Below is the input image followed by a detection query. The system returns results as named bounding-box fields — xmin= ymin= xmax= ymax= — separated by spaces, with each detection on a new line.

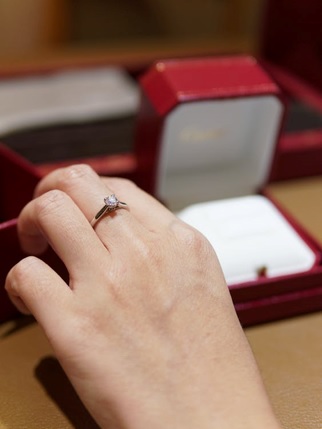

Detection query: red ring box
xmin=134 ymin=56 xmax=322 ymax=326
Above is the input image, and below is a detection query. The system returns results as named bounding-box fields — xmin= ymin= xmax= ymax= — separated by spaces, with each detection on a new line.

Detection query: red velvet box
xmin=134 ymin=56 xmax=322 ymax=326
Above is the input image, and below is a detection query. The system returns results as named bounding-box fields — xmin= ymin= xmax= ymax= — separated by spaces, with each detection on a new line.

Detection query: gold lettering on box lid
xmin=179 ymin=127 xmax=225 ymax=143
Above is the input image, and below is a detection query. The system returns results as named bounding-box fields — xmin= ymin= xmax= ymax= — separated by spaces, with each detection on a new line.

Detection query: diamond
xmin=104 ymin=194 xmax=119 ymax=209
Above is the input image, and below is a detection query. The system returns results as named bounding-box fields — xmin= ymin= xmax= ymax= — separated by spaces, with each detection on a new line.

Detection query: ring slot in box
xmin=177 ymin=195 xmax=317 ymax=285
xmin=135 ymin=56 xmax=322 ymax=325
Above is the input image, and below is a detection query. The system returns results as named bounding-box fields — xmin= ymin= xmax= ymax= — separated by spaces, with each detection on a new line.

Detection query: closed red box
xmin=260 ymin=0 xmax=322 ymax=183
xmin=261 ymin=0 xmax=322 ymax=94
xmin=0 ymin=145 xmax=39 ymax=322
xmin=0 ymin=145 xmax=69 ymax=322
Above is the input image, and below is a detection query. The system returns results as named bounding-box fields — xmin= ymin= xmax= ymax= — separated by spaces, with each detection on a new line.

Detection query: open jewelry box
xmin=134 ymin=56 xmax=322 ymax=325
xmin=1 ymin=55 xmax=322 ymax=326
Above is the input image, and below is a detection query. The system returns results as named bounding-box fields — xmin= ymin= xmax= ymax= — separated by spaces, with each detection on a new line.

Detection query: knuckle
xmin=57 ymin=164 xmax=95 ymax=190
xmin=34 ymin=189 xmax=68 ymax=219
xmin=172 ymin=220 xmax=212 ymax=255
xmin=105 ymin=177 xmax=137 ymax=193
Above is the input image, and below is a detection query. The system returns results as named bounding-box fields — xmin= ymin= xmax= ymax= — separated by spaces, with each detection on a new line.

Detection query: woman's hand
xmin=5 ymin=165 xmax=280 ymax=429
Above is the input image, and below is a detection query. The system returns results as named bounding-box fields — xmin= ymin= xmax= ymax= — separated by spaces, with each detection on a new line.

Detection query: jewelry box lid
xmin=136 ymin=56 xmax=286 ymax=210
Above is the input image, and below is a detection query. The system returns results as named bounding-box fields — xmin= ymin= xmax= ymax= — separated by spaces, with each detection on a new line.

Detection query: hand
xmin=5 ymin=165 xmax=281 ymax=429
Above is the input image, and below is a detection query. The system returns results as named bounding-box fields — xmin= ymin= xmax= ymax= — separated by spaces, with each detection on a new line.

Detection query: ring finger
xmin=34 ymin=165 xmax=149 ymax=252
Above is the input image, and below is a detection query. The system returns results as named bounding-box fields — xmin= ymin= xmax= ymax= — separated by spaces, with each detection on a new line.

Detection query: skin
xmin=5 ymin=165 xmax=281 ymax=429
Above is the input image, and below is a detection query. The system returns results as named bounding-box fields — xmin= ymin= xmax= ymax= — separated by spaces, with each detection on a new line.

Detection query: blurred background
xmin=0 ymin=0 xmax=321 ymax=167
xmin=0 ymin=0 xmax=264 ymax=63
xmin=0 ymin=0 xmax=320 ymax=90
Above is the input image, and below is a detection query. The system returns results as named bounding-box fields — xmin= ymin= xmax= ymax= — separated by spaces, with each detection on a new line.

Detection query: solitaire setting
xmin=91 ymin=194 xmax=127 ymax=226
xmin=104 ymin=194 xmax=119 ymax=209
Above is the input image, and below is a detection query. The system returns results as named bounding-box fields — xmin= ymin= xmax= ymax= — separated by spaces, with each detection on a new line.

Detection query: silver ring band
xmin=91 ymin=194 xmax=127 ymax=226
